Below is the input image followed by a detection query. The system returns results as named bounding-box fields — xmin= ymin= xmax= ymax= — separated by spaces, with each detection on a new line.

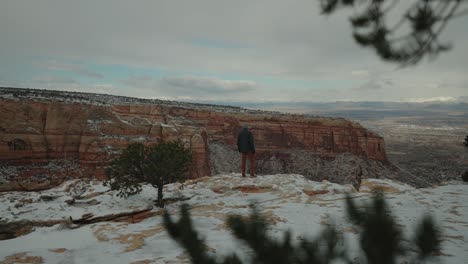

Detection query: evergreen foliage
xmin=414 ymin=215 xmax=441 ymax=261
xmin=319 ymin=0 xmax=468 ymax=65
xmin=105 ymin=141 xmax=192 ymax=207
xmin=464 ymin=135 xmax=468 ymax=147
xmin=164 ymin=204 xmax=242 ymax=264
xmin=462 ymin=171 xmax=468 ymax=182
xmin=164 ymin=191 xmax=441 ymax=264
xmin=345 ymin=192 xmax=403 ymax=264
xmin=345 ymin=192 xmax=441 ymax=263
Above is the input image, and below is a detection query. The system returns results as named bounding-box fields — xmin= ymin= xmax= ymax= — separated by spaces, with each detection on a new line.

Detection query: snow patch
xmin=0 ymin=174 xmax=467 ymax=264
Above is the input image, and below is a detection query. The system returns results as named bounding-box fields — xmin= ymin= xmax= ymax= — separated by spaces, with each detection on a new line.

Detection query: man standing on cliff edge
xmin=237 ymin=124 xmax=255 ymax=177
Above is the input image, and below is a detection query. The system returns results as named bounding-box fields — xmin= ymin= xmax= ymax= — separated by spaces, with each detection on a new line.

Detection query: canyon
xmin=0 ymin=88 xmax=391 ymax=192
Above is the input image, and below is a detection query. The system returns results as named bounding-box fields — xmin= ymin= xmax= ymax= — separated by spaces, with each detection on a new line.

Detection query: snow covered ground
xmin=0 ymin=174 xmax=467 ymax=264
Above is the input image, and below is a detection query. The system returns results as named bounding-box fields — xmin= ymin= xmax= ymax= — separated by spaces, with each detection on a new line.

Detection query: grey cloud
xmin=121 ymin=75 xmax=258 ymax=100
xmin=162 ymin=76 xmax=257 ymax=93
xmin=34 ymin=76 xmax=80 ymax=85
xmin=352 ymin=69 xmax=395 ymax=92
xmin=42 ymin=61 xmax=103 ymax=79
xmin=1 ymin=0 xmax=467 ymax=101
xmin=0 ymin=0 xmax=378 ymax=76
xmin=121 ymin=75 xmax=155 ymax=89
xmin=354 ymin=79 xmax=394 ymax=92
xmin=27 ymin=76 xmax=117 ymax=95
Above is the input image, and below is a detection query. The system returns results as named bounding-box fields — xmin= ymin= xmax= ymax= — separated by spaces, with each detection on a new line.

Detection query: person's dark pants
xmin=241 ymin=151 xmax=255 ymax=177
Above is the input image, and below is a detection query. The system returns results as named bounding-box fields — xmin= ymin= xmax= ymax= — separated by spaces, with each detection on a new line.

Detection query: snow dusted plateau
xmin=0 ymin=174 xmax=467 ymax=264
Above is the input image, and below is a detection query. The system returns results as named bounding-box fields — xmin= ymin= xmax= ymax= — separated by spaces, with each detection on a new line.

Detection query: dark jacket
xmin=237 ymin=128 xmax=255 ymax=153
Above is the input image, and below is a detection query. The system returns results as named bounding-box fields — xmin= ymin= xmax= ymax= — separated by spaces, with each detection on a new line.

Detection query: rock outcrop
xmin=0 ymin=88 xmax=388 ymax=191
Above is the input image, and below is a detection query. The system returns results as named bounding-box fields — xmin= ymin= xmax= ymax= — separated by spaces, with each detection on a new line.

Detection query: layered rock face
xmin=0 ymin=88 xmax=388 ymax=191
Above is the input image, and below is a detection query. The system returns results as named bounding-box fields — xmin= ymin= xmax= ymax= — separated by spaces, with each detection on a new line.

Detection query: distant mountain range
xmin=178 ymin=96 xmax=468 ymax=111
xmin=179 ymin=98 xmax=468 ymax=122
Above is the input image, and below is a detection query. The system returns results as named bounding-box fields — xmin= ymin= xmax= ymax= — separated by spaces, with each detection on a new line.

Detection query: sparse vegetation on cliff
xmin=104 ymin=141 xmax=192 ymax=207
xmin=464 ymin=135 xmax=468 ymax=147
xmin=164 ymin=192 xmax=441 ymax=264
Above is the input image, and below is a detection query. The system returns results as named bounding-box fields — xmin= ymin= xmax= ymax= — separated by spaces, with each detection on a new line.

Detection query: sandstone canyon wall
xmin=0 ymin=88 xmax=388 ymax=191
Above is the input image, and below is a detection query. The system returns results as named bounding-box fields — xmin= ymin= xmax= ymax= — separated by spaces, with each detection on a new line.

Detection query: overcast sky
xmin=1 ymin=0 xmax=467 ymax=102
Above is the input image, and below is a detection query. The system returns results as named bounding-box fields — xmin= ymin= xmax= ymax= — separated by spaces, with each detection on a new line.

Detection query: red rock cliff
xmin=0 ymin=89 xmax=387 ymax=191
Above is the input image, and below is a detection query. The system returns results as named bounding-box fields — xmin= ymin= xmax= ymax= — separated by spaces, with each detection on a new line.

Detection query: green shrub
xmin=105 ymin=141 xmax=192 ymax=207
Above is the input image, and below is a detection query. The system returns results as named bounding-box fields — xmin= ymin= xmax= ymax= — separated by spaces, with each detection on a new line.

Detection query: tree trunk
xmin=157 ymin=185 xmax=164 ymax=208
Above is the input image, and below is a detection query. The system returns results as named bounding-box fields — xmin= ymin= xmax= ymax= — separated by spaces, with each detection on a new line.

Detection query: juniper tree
xmin=105 ymin=141 xmax=192 ymax=208
xmin=345 ymin=192 xmax=403 ymax=264
xmin=164 ymin=191 xmax=441 ymax=264
xmin=462 ymin=171 xmax=468 ymax=182
xmin=319 ymin=0 xmax=468 ymax=65
xmin=164 ymin=204 xmax=243 ymax=264
xmin=345 ymin=192 xmax=441 ymax=263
